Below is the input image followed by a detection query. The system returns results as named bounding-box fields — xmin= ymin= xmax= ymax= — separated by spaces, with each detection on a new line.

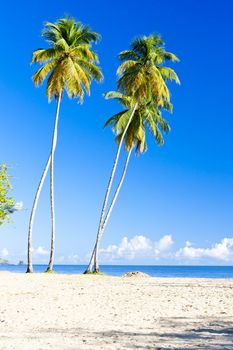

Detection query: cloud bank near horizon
xmin=99 ymin=235 xmax=233 ymax=264
xmin=1 ymin=235 xmax=233 ymax=265
xmin=99 ymin=234 xmax=174 ymax=262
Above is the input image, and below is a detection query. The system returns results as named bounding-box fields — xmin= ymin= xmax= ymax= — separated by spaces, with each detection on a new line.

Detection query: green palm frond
xmin=104 ymin=91 xmax=134 ymax=108
xmin=162 ymin=100 xmax=173 ymax=113
xmin=77 ymin=59 xmax=103 ymax=82
xmin=32 ymin=16 xmax=103 ymax=101
xmin=54 ymin=38 xmax=69 ymax=51
xmin=104 ymin=91 xmax=124 ymax=100
xmin=42 ymin=22 xmax=61 ymax=44
xmin=63 ymin=59 xmax=84 ymax=101
xmin=158 ymin=66 xmax=180 ymax=84
xmin=46 ymin=64 xmax=65 ymax=101
xmin=72 ymin=45 xmax=99 ymax=62
xmin=33 ymin=60 xmax=57 ymax=86
xmin=104 ymin=91 xmax=171 ymax=154
xmin=162 ymin=52 xmax=180 ymax=62
xmin=118 ymin=50 xmax=140 ymax=61
xmin=146 ymin=114 xmax=164 ymax=145
xmin=117 ymin=34 xmax=179 ymax=104
xmin=114 ymin=109 xmax=133 ymax=134
xmin=117 ymin=68 xmax=149 ymax=101
xmin=73 ymin=24 xmax=100 ymax=44
xmin=31 ymin=48 xmax=61 ymax=63
xmin=117 ymin=60 xmax=138 ymax=75
xmin=130 ymin=37 xmax=147 ymax=57
xmin=104 ymin=110 xmax=129 ymax=129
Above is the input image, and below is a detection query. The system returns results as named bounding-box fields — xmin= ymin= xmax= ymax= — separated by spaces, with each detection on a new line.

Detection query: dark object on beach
xmin=122 ymin=271 xmax=151 ymax=278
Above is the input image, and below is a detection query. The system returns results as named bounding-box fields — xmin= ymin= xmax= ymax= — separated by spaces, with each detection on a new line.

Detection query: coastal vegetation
xmin=0 ymin=165 xmax=15 ymax=226
xmin=0 ymin=258 xmax=9 ymax=265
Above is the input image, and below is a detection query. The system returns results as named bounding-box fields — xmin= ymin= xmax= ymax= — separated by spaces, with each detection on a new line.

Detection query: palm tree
xmin=84 ymin=34 xmax=179 ymax=273
xmin=86 ymin=92 xmax=171 ymax=273
xmin=27 ymin=17 xmax=103 ymax=273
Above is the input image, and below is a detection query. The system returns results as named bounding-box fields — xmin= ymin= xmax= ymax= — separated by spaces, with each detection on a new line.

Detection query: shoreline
xmin=1 ymin=269 xmax=233 ymax=280
xmin=1 ymin=264 xmax=233 ymax=279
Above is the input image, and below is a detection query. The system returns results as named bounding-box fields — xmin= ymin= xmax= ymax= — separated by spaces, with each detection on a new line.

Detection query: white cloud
xmin=185 ymin=240 xmax=192 ymax=247
xmin=156 ymin=235 xmax=173 ymax=252
xmin=100 ymin=235 xmax=152 ymax=261
xmin=99 ymin=235 xmax=233 ymax=263
xmin=33 ymin=246 xmax=49 ymax=256
xmin=175 ymin=238 xmax=233 ymax=261
xmin=100 ymin=235 xmax=173 ymax=262
xmin=1 ymin=248 xmax=9 ymax=257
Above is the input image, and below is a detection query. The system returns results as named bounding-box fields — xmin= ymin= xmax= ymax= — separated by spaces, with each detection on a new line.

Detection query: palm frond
xmin=104 ymin=110 xmax=128 ymax=129
xmin=77 ymin=59 xmax=103 ymax=82
xmin=71 ymin=45 xmax=99 ymax=62
xmin=74 ymin=62 xmax=90 ymax=95
xmin=104 ymin=91 xmax=134 ymax=108
xmin=118 ymin=50 xmax=140 ymax=61
xmin=117 ymin=60 xmax=138 ymax=76
xmin=163 ymin=52 xmax=180 ymax=62
xmin=146 ymin=115 xmax=164 ymax=145
xmin=31 ymin=48 xmax=61 ymax=63
xmin=158 ymin=66 xmax=180 ymax=84
xmin=46 ymin=63 xmax=65 ymax=101
xmin=33 ymin=60 xmax=57 ymax=86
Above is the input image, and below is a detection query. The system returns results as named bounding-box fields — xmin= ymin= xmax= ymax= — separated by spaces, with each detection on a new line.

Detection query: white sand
xmin=0 ymin=272 xmax=233 ymax=349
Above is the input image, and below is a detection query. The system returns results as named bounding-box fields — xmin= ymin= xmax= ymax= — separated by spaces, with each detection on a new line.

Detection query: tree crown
xmin=32 ymin=17 xmax=103 ymax=102
xmin=104 ymin=91 xmax=171 ymax=154
xmin=117 ymin=34 xmax=180 ymax=106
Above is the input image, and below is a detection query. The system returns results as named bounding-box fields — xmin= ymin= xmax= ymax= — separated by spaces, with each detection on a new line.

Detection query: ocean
xmin=0 ymin=264 xmax=233 ymax=278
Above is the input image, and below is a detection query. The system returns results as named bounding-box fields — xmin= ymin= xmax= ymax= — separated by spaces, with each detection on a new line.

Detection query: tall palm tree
xmin=84 ymin=34 xmax=179 ymax=274
xmin=27 ymin=17 xmax=103 ymax=273
xmin=85 ymin=92 xmax=171 ymax=273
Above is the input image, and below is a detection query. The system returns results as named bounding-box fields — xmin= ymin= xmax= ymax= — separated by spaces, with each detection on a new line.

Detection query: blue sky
xmin=0 ymin=0 xmax=233 ymax=265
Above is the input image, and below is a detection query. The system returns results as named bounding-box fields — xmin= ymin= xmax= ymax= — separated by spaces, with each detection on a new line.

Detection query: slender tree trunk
xmin=26 ymin=154 xmax=51 ymax=273
xmin=101 ymin=148 xmax=132 ymax=234
xmin=84 ymin=243 xmax=96 ymax=274
xmin=84 ymin=102 xmax=137 ymax=274
xmin=94 ymin=149 xmax=132 ymax=271
xmin=46 ymin=93 xmax=62 ymax=272
xmin=84 ymin=149 xmax=132 ymax=274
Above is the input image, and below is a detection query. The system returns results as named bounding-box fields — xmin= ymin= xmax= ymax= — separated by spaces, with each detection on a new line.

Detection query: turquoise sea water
xmin=1 ymin=265 xmax=233 ymax=278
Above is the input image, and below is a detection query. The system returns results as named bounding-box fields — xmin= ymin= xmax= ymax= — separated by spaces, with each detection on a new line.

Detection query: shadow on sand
xmin=35 ymin=317 xmax=233 ymax=349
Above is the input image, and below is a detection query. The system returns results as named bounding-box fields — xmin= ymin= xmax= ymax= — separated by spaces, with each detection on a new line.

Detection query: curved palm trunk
xmin=101 ymin=148 xmax=132 ymax=234
xmin=46 ymin=93 xmax=62 ymax=272
xmin=93 ymin=149 xmax=132 ymax=271
xmin=84 ymin=103 xmax=137 ymax=274
xmin=84 ymin=242 xmax=96 ymax=274
xmin=85 ymin=149 xmax=132 ymax=273
xmin=26 ymin=154 xmax=51 ymax=273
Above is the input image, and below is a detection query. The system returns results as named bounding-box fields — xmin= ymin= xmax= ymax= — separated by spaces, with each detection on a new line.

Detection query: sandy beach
xmin=0 ymin=272 xmax=232 ymax=349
